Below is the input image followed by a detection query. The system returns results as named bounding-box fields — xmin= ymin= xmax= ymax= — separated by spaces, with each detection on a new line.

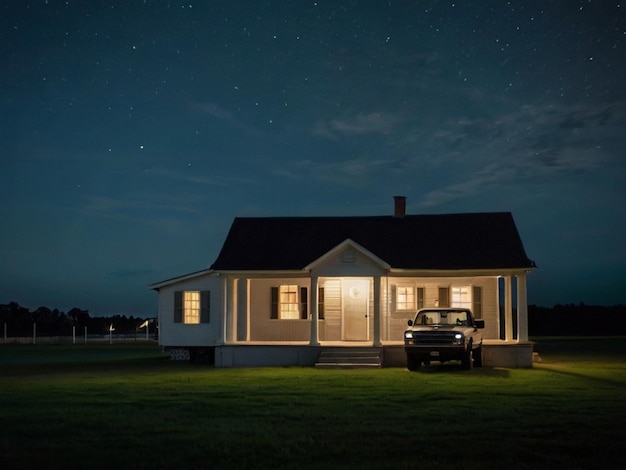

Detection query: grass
xmin=1 ymin=339 xmax=625 ymax=470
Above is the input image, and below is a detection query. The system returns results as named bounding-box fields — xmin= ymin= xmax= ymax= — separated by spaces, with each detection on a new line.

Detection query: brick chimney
xmin=393 ymin=196 xmax=406 ymax=217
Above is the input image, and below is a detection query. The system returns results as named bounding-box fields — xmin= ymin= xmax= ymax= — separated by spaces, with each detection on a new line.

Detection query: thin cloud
xmin=149 ymin=168 xmax=237 ymax=187
xmin=189 ymin=101 xmax=233 ymax=120
xmin=416 ymin=100 xmax=625 ymax=208
xmin=313 ymin=111 xmax=403 ymax=139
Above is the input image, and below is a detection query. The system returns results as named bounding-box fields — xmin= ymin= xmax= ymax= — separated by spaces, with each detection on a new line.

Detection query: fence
xmin=1 ymin=323 xmax=157 ymax=345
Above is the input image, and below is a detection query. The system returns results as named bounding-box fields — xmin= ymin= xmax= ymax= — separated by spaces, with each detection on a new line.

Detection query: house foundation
xmin=168 ymin=342 xmax=535 ymax=368
xmin=481 ymin=341 xmax=535 ymax=368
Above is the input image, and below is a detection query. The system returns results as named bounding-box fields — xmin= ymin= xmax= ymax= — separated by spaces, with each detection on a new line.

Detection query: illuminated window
xmin=396 ymin=286 xmax=415 ymax=311
xmin=174 ymin=291 xmax=210 ymax=324
xmin=271 ymin=285 xmax=314 ymax=320
xmin=451 ymin=286 xmax=471 ymax=309
xmin=395 ymin=285 xmax=424 ymax=311
xmin=280 ymin=285 xmax=300 ymax=319
xmin=184 ymin=291 xmax=200 ymax=324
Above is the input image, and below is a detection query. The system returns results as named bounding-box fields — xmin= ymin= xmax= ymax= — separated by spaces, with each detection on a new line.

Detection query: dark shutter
xmin=472 ymin=286 xmax=482 ymax=319
xmin=438 ymin=287 xmax=450 ymax=308
xmin=174 ymin=291 xmax=183 ymax=323
xmin=200 ymin=291 xmax=210 ymax=323
xmin=390 ymin=285 xmax=397 ymax=313
xmin=318 ymin=287 xmax=325 ymax=320
xmin=300 ymin=287 xmax=308 ymax=319
xmin=270 ymin=287 xmax=279 ymax=319
xmin=417 ymin=287 xmax=425 ymax=309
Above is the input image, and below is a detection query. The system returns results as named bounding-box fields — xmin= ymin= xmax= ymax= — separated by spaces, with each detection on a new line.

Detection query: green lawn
xmin=1 ymin=339 xmax=625 ymax=469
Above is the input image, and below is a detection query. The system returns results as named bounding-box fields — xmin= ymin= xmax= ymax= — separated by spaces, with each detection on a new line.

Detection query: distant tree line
xmin=2 ymin=301 xmax=625 ymax=338
xmin=0 ymin=302 xmax=153 ymax=337
xmin=528 ymin=303 xmax=626 ymax=336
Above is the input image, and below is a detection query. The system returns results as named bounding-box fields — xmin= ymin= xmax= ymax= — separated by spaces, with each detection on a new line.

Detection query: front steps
xmin=315 ymin=347 xmax=382 ymax=368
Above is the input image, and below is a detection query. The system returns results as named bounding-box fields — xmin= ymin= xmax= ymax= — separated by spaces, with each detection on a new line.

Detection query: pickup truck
xmin=404 ymin=307 xmax=484 ymax=370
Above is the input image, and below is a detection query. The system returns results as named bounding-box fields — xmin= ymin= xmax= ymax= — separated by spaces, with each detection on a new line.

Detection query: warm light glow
xmin=279 ymin=285 xmax=300 ymax=319
xmin=184 ymin=291 xmax=200 ymax=324
xmin=451 ymin=286 xmax=472 ymax=309
xmin=396 ymin=285 xmax=416 ymax=310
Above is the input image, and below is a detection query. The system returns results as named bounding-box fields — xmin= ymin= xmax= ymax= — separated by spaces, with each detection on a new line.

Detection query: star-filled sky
xmin=2 ymin=1 xmax=625 ymax=316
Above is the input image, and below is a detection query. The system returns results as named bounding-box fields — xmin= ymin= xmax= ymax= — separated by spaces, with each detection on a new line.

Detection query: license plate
xmin=430 ymin=351 xmax=440 ymax=357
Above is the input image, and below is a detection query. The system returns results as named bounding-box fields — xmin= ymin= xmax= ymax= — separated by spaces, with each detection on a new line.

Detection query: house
xmin=150 ymin=197 xmax=537 ymax=368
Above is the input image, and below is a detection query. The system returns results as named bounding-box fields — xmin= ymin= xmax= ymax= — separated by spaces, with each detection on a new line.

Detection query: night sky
xmin=2 ymin=1 xmax=625 ymax=317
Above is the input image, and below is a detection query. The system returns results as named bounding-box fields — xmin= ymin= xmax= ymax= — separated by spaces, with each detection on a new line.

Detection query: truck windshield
xmin=414 ymin=310 xmax=469 ymax=326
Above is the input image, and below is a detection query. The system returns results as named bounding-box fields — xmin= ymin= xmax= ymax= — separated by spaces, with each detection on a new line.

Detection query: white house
xmin=150 ymin=197 xmax=537 ymax=368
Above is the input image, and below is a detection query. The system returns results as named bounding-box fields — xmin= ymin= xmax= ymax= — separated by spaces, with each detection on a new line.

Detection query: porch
xmin=208 ymin=340 xmax=535 ymax=368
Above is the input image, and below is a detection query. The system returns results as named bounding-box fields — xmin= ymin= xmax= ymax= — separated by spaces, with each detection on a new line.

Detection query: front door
xmin=343 ymin=279 xmax=369 ymax=341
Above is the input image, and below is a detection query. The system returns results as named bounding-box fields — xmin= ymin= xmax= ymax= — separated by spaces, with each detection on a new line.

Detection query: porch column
xmin=504 ymin=275 xmax=514 ymax=342
xmin=373 ymin=275 xmax=382 ymax=346
xmin=517 ymin=273 xmax=529 ymax=342
xmin=309 ymin=275 xmax=320 ymax=346
xmin=239 ymin=278 xmax=250 ymax=341
xmin=226 ymin=277 xmax=238 ymax=343
xmin=218 ymin=275 xmax=228 ymax=345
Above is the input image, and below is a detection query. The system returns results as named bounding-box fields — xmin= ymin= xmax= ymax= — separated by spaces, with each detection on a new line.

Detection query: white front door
xmin=343 ymin=279 xmax=369 ymax=341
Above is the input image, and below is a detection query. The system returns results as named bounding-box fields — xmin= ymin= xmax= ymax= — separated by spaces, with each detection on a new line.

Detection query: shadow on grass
xmin=535 ymin=362 xmax=626 ymax=388
xmin=410 ymin=363 xmax=512 ymax=378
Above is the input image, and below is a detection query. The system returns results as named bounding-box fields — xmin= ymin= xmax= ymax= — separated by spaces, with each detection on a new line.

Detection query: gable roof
xmin=210 ymin=212 xmax=535 ymax=271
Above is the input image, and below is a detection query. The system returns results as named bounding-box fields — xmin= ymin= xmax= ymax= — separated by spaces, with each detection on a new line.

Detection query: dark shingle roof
xmin=210 ymin=212 xmax=535 ymax=271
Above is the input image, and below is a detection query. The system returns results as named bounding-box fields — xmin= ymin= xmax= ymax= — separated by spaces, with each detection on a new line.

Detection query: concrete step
xmin=315 ymin=347 xmax=382 ymax=368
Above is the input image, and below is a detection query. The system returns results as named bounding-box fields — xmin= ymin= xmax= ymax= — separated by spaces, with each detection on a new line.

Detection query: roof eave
xmin=149 ymin=268 xmax=215 ymax=290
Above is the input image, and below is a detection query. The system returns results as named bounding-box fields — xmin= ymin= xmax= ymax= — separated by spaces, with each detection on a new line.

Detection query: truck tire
xmin=473 ymin=346 xmax=483 ymax=367
xmin=407 ymin=354 xmax=420 ymax=371
xmin=461 ymin=343 xmax=473 ymax=370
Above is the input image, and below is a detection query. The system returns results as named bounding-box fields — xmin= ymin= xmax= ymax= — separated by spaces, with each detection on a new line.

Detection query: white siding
xmin=157 ymin=274 xmax=221 ymax=347
xmin=385 ymin=276 xmax=500 ymax=342
xmin=249 ymin=278 xmax=311 ymax=341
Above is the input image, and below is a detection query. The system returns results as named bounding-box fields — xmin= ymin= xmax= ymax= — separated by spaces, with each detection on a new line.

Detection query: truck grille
xmin=408 ymin=332 xmax=456 ymax=345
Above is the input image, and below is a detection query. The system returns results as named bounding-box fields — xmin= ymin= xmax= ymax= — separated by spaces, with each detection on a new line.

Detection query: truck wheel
xmin=407 ymin=355 xmax=420 ymax=371
xmin=473 ymin=346 xmax=483 ymax=367
xmin=461 ymin=344 xmax=473 ymax=370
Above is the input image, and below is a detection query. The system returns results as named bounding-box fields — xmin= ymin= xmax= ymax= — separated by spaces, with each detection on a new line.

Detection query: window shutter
xmin=300 ymin=287 xmax=308 ymax=319
xmin=318 ymin=287 xmax=325 ymax=320
xmin=200 ymin=291 xmax=210 ymax=323
xmin=270 ymin=287 xmax=278 ymax=319
xmin=438 ymin=287 xmax=450 ymax=308
xmin=174 ymin=291 xmax=183 ymax=323
xmin=472 ymin=286 xmax=482 ymax=319
xmin=390 ymin=285 xmax=397 ymax=313
xmin=417 ymin=287 xmax=425 ymax=310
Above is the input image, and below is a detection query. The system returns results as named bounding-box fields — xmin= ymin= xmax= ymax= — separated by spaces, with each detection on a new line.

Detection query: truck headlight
xmin=454 ymin=333 xmax=463 ymax=340
xmin=404 ymin=331 xmax=413 ymax=339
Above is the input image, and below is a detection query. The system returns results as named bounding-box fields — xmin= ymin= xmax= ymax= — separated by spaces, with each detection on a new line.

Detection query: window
xmin=271 ymin=285 xmax=320 ymax=320
xmin=184 ymin=291 xmax=200 ymax=324
xmin=393 ymin=285 xmax=424 ymax=312
xmin=174 ymin=291 xmax=210 ymax=324
xmin=451 ymin=286 xmax=472 ymax=309
xmin=396 ymin=285 xmax=416 ymax=311
xmin=280 ymin=284 xmax=300 ymax=319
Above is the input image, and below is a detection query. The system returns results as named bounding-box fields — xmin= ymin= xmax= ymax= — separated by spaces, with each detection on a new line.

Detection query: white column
xmin=218 ymin=275 xmax=228 ymax=345
xmin=505 ymin=275 xmax=514 ymax=342
xmin=242 ymin=278 xmax=250 ymax=341
xmin=517 ymin=273 xmax=529 ymax=342
xmin=309 ymin=275 xmax=320 ymax=346
xmin=228 ymin=277 xmax=237 ymax=343
xmin=373 ymin=276 xmax=382 ymax=346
